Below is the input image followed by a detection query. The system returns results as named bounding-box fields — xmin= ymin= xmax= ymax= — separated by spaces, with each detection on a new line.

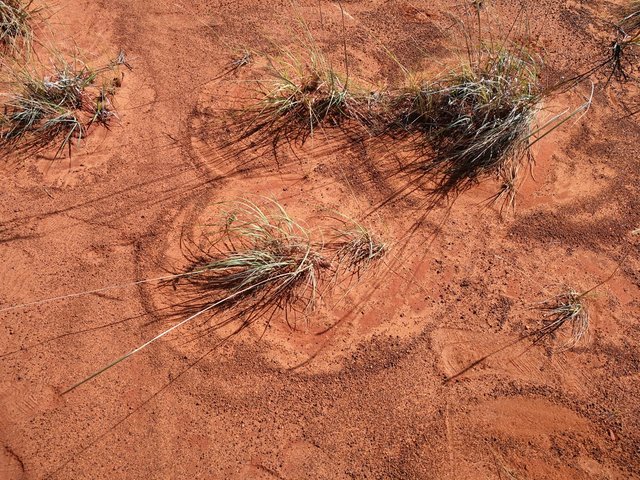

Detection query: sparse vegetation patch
xmin=64 ymin=199 xmax=386 ymax=391
xmin=0 ymin=53 xmax=126 ymax=157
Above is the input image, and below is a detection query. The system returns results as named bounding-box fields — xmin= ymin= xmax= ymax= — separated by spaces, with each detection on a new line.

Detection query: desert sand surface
xmin=0 ymin=0 xmax=639 ymax=479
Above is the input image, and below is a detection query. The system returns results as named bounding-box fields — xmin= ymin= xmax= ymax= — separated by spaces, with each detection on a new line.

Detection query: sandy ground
xmin=1 ymin=0 xmax=639 ymax=478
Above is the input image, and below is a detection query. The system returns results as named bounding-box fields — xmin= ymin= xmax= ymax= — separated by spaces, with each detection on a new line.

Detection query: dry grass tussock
xmin=239 ymin=47 xmax=382 ymax=146
xmin=0 ymin=51 xmax=129 ymax=158
xmin=533 ymin=288 xmax=590 ymax=350
xmin=392 ymin=48 xmax=543 ymax=205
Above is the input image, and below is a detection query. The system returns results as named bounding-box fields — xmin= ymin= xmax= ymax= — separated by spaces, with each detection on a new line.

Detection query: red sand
xmin=1 ymin=1 xmax=639 ymax=478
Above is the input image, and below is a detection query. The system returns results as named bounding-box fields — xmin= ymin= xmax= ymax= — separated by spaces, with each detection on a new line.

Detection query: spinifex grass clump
xmin=397 ymin=48 xmax=542 ymax=201
xmin=0 ymin=55 xmax=122 ymax=157
xmin=173 ymin=200 xmax=332 ymax=329
xmin=176 ymin=205 xmax=387 ymax=321
xmin=241 ymin=50 xmax=374 ymax=145
xmin=533 ymin=288 xmax=589 ymax=350
xmin=0 ymin=0 xmax=37 ymax=55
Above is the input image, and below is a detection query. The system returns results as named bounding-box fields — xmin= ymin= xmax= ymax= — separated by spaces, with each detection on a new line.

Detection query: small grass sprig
xmin=530 ymin=248 xmax=633 ymax=351
xmin=229 ymin=49 xmax=252 ymax=71
xmin=610 ymin=2 xmax=640 ymax=80
xmin=565 ymin=2 xmax=640 ymax=85
xmin=533 ymin=288 xmax=589 ymax=350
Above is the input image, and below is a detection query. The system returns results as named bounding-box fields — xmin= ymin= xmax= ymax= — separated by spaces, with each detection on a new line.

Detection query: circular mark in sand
xmin=138 ymin=189 xmax=432 ymax=375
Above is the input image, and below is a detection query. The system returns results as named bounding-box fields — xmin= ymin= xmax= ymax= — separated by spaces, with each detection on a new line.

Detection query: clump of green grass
xmin=395 ymin=48 xmax=542 ymax=201
xmin=392 ymin=46 xmax=591 ymax=207
xmin=174 ymin=199 xmax=332 ymax=329
xmin=241 ymin=49 xmax=376 ymax=145
xmin=0 ymin=0 xmax=37 ymax=55
xmin=533 ymin=288 xmax=589 ymax=350
xmin=0 ymin=54 xmax=124 ymax=157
